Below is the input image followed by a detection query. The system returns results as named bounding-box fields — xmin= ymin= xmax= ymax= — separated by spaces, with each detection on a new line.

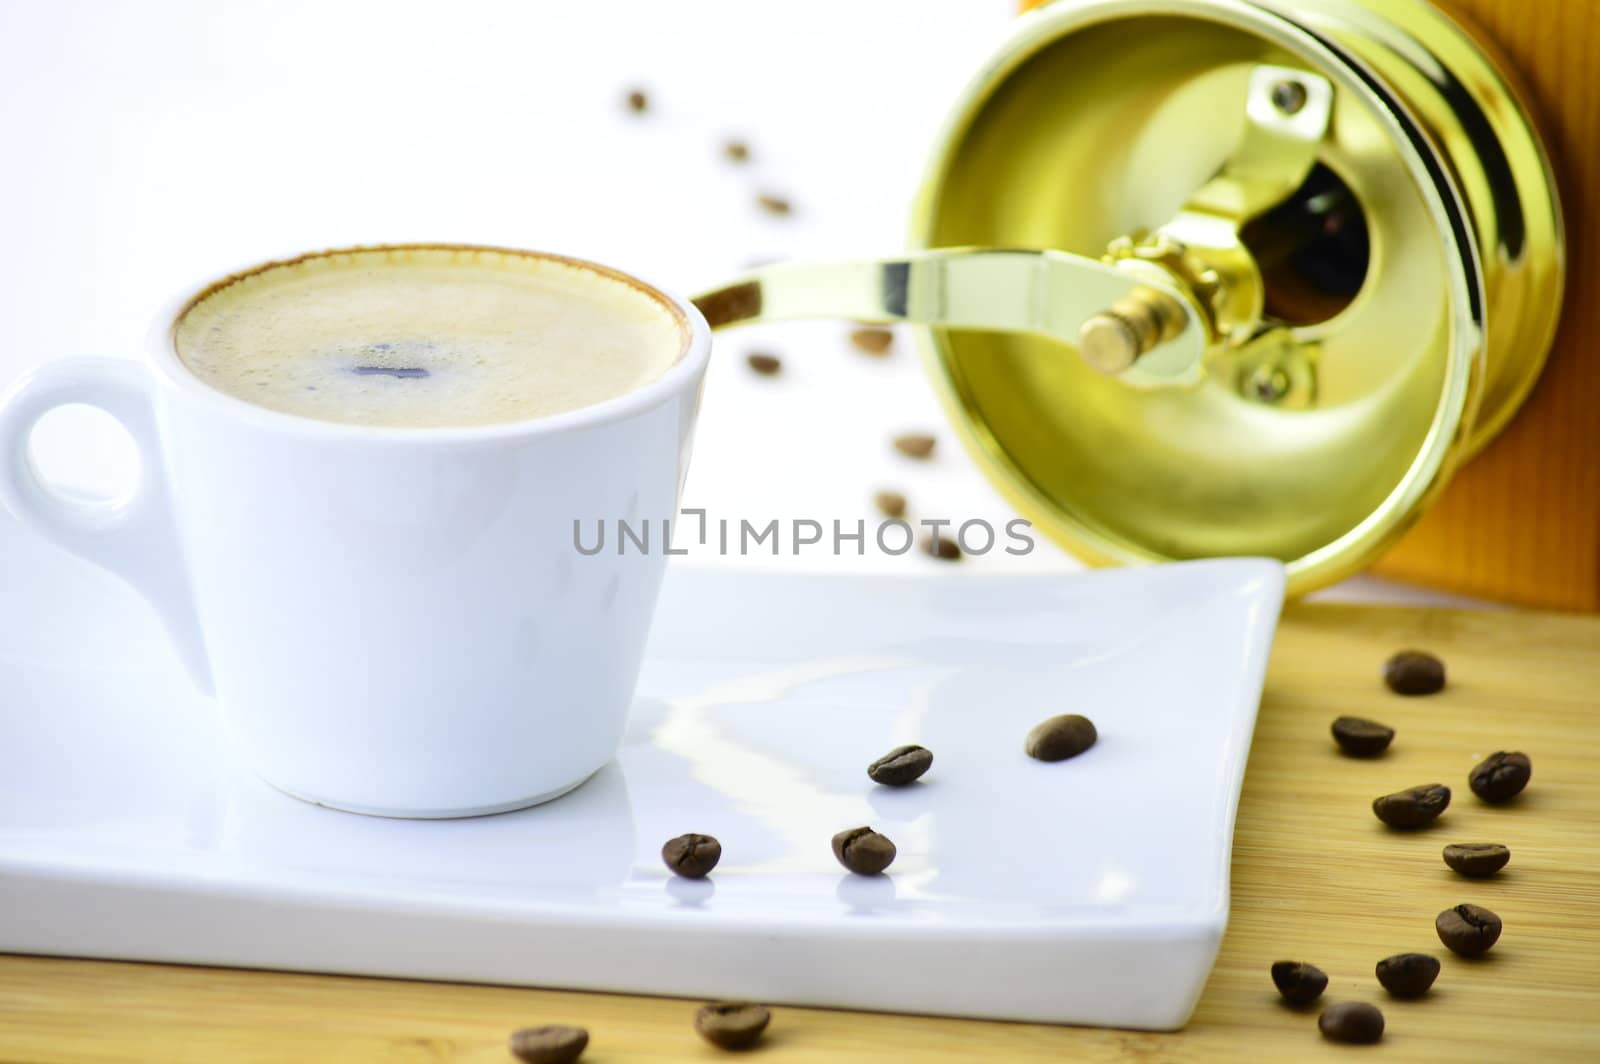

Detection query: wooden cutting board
xmin=2 ymin=603 xmax=1597 ymax=1062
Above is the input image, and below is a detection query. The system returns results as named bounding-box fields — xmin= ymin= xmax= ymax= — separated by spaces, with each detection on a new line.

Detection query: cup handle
xmin=0 ymin=358 xmax=214 ymax=694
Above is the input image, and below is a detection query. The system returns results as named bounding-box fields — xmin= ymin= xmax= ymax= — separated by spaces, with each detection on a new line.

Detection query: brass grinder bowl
xmin=911 ymin=0 xmax=1562 ymax=593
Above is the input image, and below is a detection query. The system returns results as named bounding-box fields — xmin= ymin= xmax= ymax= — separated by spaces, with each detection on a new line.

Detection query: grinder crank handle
xmin=692 ymin=247 xmax=1208 ymax=384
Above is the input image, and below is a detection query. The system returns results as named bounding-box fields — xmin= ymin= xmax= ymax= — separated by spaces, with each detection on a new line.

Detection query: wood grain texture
xmin=1 ymin=604 xmax=1597 ymax=1062
xmin=1372 ymin=0 xmax=1600 ymax=611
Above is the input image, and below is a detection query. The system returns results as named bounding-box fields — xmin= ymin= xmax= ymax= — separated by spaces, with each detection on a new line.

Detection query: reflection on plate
xmin=0 ymin=553 xmax=1282 ymax=1029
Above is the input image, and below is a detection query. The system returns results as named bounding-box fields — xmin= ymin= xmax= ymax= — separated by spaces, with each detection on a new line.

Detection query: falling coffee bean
xmin=746 ymin=351 xmax=782 ymax=376
xmin=510 ymin=1025 xmax=589 ymax=1064
xmin=1270 ymin=960 xmax=1328 ymax=1006
xmin=661 ymin=833 xmax=722 ymax=879
xmin=1025 ymin=714 xmax=1097 ymax=762
xmin=832 ymin=826 xmax=896 ymax=875
xmin=867 ymin=744 xmax=933 ymax=786
xmin=874 ymin=490 xmax=907 ymax=519
xmin=1443 ymin=842 xmax=1511 ymax=878
xmin=694 ymin=1002 xmax=771 ymax=1050
xmin=1384 ymin=649 xmax=1446 ymax=695
xmin=756 ymin=192 xmax=793 ymax=216
xmin=1372 ymin=783 xmax=1450 ymax=828
xmin=1331 ymin=716 xmax=1394 ymax=757
xmin=849 ymin=326 xmax=894 ymax=356
xmin=1468 ymin=750 xmax=1531 ymax=803
xmin=922 ymin=534 xmax=962 ymax=562
xmin=1318 ymin=1002 xmax=1385 ymax=1044
xmin=1375 ymin=953 xmax=1440 ymax=998
xmin=624 ymin=88 xmax=649 ymax=114
xmin=1436 ymin=903 xmax=1502 ymax=956
xmin=892 ymin=433 xmax=936 ymax=459
xmin=722 ymin=138 xmax=751 ymax=163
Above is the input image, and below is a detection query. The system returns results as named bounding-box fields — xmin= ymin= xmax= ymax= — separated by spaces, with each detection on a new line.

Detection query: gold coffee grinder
xmin=696 ymin=0 xmax=1562 ymax=596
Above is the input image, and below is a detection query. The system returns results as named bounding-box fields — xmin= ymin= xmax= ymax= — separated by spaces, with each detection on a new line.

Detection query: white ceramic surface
xmin=0 ymin=250 xmax=712 ymax=818
xmin=0 ymin=550 xmax=1283 ymax=1030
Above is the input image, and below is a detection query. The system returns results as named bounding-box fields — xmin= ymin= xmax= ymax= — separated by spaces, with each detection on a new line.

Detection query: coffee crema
xmin=173 ymin=246 xmax=688 ymax=428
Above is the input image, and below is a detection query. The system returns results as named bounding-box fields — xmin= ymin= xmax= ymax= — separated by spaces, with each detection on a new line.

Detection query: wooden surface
xmin=1 ymin=603 xmax=1598 ymax=1062
xmin=1373 ymin=0 xmax=1600 ymax=611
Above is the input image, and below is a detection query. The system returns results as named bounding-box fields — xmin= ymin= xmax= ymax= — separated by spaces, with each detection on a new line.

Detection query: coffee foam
xmin=173 ymin=246 xmax=688 ymax=428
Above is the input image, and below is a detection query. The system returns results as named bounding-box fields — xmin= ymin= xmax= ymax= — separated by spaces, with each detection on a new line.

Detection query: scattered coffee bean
xmin=1384 ymin=649 xmax=1445 ymax=695
xmin=694 ymin=1002 xmax=771 ymax=1050
xmin=832 ymin=826 xmax=896 ymax=875
xmin=867 ymin=744 xmax=933 ymax=786
xmin=922 ymin=534 xmax=962 ymax=562
xmin=661 ymin=833 xmax=722 ymax=879
xmin=722 ymin=138 xmax=751 ymax=163
xmin=849 ymin=327 xmax=894 ymax=356
xmin=1372 ymin=783 xmax=1450 ymax=828
xmin=892 ymin=433 xmax=936 ymax=459
xmin=1270 ymin=960 xmax=1328 ymax=1006
xmin=1025 ymin=714 xmax=1098 ymax=762
xmin=1375 ymin=953 xmax=1440 ymax=998
xmin=1443 ymin=843 xmax=1510 ymax=878
xmin=756 ymin=193 xmax=793 ymax=216
xmin=1331 ymin=716 xmax=1394 ymax=757
xmin=874 ymin=490 xmax=907 ymax=519
xmin=510 ymin=1025 xmax=588 ymax=1064
xmin=746 ymin=351 xmax=782 ymax=376
xmin=1318 ymin=1001 xmax=1384 ymax=1044
xmin=624 ymin=88 xmax=649 ymax=114
xmin=1468 ymin=750 xmax=1531 ymax=804
xmin=1436 ymin=903 xmax=1502 ymax=956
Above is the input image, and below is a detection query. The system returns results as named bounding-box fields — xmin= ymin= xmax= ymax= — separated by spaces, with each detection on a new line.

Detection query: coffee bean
xmin=867 ymin=744 xmax=932 ymax=786
xmin=1318 ymin=1002 xmax=1384 ymax=1044
xmin=661 ymin=833 xmax=722 ymax=879
xmin=1375 ymin=953 xmax=1440 ymax=998
xmin=1270 ymin=960 xmax=1328 ymax=1006
xmin=1468 ymin=750 xmax=1531 ymax=803
xmin=922 ymin=534 xmax=962 ymax=562
xmin=624 ymin=88 xmax=649 ymax=114
xmin=1443 ymin=842 xmax=1510 ymax=878
xmin=874 ymin=490 xmax=907 ymax=519
xmin=832 ymin=826 xmax=896 ymax=875
xmin=510 ymin=1025 xmax=588 ymax=1064
xmin=1384 ymin=649 xmax=1445 ymax=695
xmin=1372 ymin=783 xmax=1450 ymax=828
xmin=694 ymin=1002 xmax=771 ymax=1050
xmin=1436 ymin=903 xmax=1502 ymax=956
xmin=1331 ymin=716 xmax=1394 ymax=757
xmin=849 ymin=327 xmax=894 ymax=356
xmin=757 ymin=193 xmax=793 ymax=216
xmin=1025 ymin=714 xmax=1097 ymax=762
xmin=746 ymin=351 xmax=782 ymax=376
xmin=892 ymin=433 xmax=936 ymax=459
xmin=722 ymin=138 xmax=751 ymax=163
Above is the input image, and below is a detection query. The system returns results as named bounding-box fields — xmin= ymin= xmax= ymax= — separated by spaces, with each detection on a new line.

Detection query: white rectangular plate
xmin=0 ymin=551 xmax=1283 ymax=1030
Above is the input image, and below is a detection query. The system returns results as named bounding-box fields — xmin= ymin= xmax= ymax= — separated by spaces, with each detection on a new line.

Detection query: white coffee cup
xmin=0 ymin=245 xmax=712 ymax=818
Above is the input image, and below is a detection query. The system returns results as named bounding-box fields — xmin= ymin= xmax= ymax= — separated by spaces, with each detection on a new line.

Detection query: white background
xmin=0 ymin=0 xmax=1473 ymax=602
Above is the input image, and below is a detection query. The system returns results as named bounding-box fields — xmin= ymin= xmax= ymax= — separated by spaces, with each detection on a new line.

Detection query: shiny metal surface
xmin=694 ymin=0 xmax=1562 ymax=595
xmin=695 ymin=247 xmax=1208 ymax=384
xmin=908 ymin=0 xmax=1557 ymax=594
xmin=1282 ymin=0 xmax=1565 ymax=453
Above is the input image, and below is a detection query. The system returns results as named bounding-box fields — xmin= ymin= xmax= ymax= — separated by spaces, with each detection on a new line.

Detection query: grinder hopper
xmin=695 ymin=0 xmax=1562 ymax=595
